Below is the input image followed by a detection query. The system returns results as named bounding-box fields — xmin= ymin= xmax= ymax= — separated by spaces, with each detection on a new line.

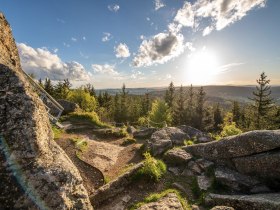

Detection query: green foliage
xmin=148 ymin=100 xmax=172 ymax=128
xmin=220 ymin=123 xmax=242 ymax=137
xmin=184 ymin=140 xmax=194 ymax=146
xmin=165 ymin=81 xmax=176 ymax=110
xmin=213 ymin=103 xmax=223 ymax=131
xmin=70 ymin=137 xmax=88 ymax=152
xmin=67 ymin=88 xmax=97 ymax=112
xmin=67 ymin=111 xmax=109 ymax=128
xmin=135 ymin=152 xmax=166 ymax=182
xmin=129 ymin=189 xmax=190 ymax=210
xmin=53 ymin=79 xmax=71 ymax=99
xmin=173 ymin=85 xmax=186 ymax=125
xmin=104 ymin=176 xmax=111 ymax=184
xmin=121 ymin=138 xmax=137 ymax=146
xmin=52 ymin=125 xmax=64 ymax=139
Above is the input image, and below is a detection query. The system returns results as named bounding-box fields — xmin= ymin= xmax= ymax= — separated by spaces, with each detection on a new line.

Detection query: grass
xmin=70 ymin=137 xmax=88 ymax=152
xmin=184 ymin=139 xmax=194 ymax=146
xmin=134 ymin=152 xmax=166 ymax=182
xmin=129 ymin=189 xmax=191 ymax=210
xmin=52 ymin=125 xmax=64 ymax=139
xmin=65 ymin=111 xmax=110 ymax=128
xmin=121 ymin=138 xmax=136 ymax=146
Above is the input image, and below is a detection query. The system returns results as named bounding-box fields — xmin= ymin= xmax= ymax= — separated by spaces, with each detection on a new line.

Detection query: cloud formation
xmin=102 ymin=32 xmax=112 ymax=42
xmin=154 ymin=0 xmax=165 ymax=11
xmin=174 ymin=0 xmax=266 ymax=33
xmin=108 ymin=4 xmax=120 ymax=12
xmin=114 ymin=43 xmax=130 ymax=58
xmin=133 ymin=32 xmax=186 ymax=67
xmin=91 ymin=64 xmax=119 ymax=75
xmin=17 ymin=43 xmax=91 ymax=81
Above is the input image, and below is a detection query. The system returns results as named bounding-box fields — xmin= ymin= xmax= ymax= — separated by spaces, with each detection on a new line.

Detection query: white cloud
xmin=71 ymin=37 xmax=77 ymax=42
xmin=174 ymin=2 xmax=194 ymax=27
xmin=91 ymin=64 xmax=119 ymax=76
xmin=146 ymin=17 xmax=150 ymax=21
xmin=17 ymin=43 xmax=91 ymax=81
xmin=174 ymin=0 xmax=266 ymax=35
xmin=56 ymin=18 xmax=65 ymax=24
xmin=131 ymin=70 xmax=144 ymax=79
xmin=219 ymin=62 xmax=245 ymax=72
xmin=82 ymin=36 xmax=86 ymax=41
xmin=155 ymin=0 xmax=165 ymax=11
xmin=63 ymin=42 xmax=70 ymax=48
xmin=114 ymin=43 xmax=130 ymax=58
xmin=102 ymin=32 xmax=112 ymax=42
xmin=108 ymin=4 xmax=120 ymax=12
xmin=140 ymin=35 xmax=145 ymax=40
xmin=53 ymin=48 xmax=59 ymax=53
xmin=133 ymin=32 xmax=185 ymax=67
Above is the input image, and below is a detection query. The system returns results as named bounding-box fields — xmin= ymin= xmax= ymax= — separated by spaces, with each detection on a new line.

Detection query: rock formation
xmin=0 ymin=13 xmax=92 ymax=209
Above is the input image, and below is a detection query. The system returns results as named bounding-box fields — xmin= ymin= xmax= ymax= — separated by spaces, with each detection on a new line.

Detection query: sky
xmin=1 ymin=0 xmax=280 ymax=88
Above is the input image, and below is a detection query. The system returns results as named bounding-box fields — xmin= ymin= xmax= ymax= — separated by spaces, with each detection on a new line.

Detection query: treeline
xmin=37 ymin=72 xmax=280 ymax=135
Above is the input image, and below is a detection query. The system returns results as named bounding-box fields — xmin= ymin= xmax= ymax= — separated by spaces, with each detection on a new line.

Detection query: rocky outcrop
xmin=133 ymin=127 xmax=157 ymax=139
xmin=0 ymin=13 xmax=92 ymax=209
xmin=179 ymin=125 xmax=213 ymax=143
xmin=164 ymin=148 xmax=192 ymax=165
xmin=183 ymin=130 xmax=280 ymax=160
xmin=137 ymin=193 xmax=184 ymax=210
xmin=57 ymin=99 xmax=79 ymax=114
xmin=206 ymin=193 xmax=280 ymax=210
xmin=144 ymin=127 xmax=190 ymax=156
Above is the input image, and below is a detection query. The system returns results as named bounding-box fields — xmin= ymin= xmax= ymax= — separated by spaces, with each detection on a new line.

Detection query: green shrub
xmin=135 ymin=152 xmax=166 ymax=182
xmin=52 ymin=125 xmax=64 ymax=139
xmin=121 ymin=138 xmax=136 ymax=146
xmin=70 ymin=137 xmax=88 ymax=152
xmin=184 ymin=140 xmax=194 ymax=146
xmin=67 ymin=88 xmax=97 ymax=112
xmin=67 ymin=111 xmax=110 ymax=128
xmin=220 ymin=123 xmax=242 ymax=137
xmin=129 ymin=189 xmax=190 ymax=210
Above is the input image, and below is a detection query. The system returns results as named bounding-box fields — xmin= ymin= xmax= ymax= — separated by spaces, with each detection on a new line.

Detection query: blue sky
xmin=1 ymin=0 xmax=280 ymax=88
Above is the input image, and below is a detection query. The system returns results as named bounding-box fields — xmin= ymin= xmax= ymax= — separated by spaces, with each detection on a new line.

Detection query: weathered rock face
xmin=0 ymin=13 xmax=92 ymax=209
xmin=179 ymin=125 xmax=213 ymax=143
xmin=164 ymin=148 xmax=192 ymax=165
xmin=206 ymin=193 xmax=280 ymax=210
xmin=57 ymin=99 xmax=79 ymax=114
xmin=137 ymin=193 xmax=184 ymax=210
xmin=133 ymin=127 xmax=157 ymax=139
xmin=183 ymin=130 xmax=280 ymax=160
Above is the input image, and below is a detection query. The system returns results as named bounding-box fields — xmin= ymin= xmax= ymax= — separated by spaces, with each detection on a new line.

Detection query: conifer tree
xmin=213 ymin=103 xmax=223 ymax=131
xmin=120 ymin=84 xmax=129 ymax=123
xmin=44 ymin=78 xmax=54 ymax=96
xmin=185 ymin=84 xmax=195 ymax=126
xmin=173 ymin=85 xmax=185 ymax=125
xmin=232 ymin=101 xmax=241 ymax=125
xmin=249 ymin=72 xmax=274 ymax=129
xmin=164 ymin=81 xmax=175 ymax=110
xmin=194 ymin=86 xmax=206 ymax=130
xmin=148 ymin=100 xmax=172 ymax=128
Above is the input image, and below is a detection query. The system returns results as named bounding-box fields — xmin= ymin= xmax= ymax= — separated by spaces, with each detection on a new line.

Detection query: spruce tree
xmin=195 ymin=86 xmax=206 ymax=130
xmin=173 ymin=85 xmax=185 ymax=125
xmin=249 ymin=72 xmax=274 ymax=129
xmin=120 ymin=84 xmax=128 ymax=123
xmin=185 ymin=84 xmax=195 ymax=126
xmin=213 ymin=103 xmax=223 ymax=131
xmin=44 ymin=78 xmax=54 ymax=96
xmin=164 ymin=81 xmax=175 ymax=110
xmin=232 ymin=101 xmax=241 ymax=125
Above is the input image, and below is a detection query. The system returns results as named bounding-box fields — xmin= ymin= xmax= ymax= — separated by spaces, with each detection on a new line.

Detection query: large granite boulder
xmin=179 ymin=125 xmax=213 ymax=143
xmin=0 ymin=13 xmax=92 ymax=209
xmin=183 ymin=130 xmax=280 ymax=160
xmin=206 ymin=193 xmax=280 ymax=210
xmin=164 ymin=148 xmax=193 ymax=165
xmin=137 ymin=193 xmax=184 ymax=210
xmin=133 ymin=127 xmax=157 ymax=139
xmin=145 ymin=127 xmax=190 ymax=156
xmin=57 ymin=99 xmax=79 ymax=114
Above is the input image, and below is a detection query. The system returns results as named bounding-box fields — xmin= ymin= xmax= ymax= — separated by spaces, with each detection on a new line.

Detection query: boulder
xmin=197 ymin=175 xmax=212 ymax=191
xmin=206 ymin=193 xmax=280 ymax=210
xmin=214 ymin=167 xmax=269 ymax=193
xmin=164 ymin=148 xmax=193 ymax=165
xmin=137 ymin=193 xmax=184 ymax=210
xmin=133 ymin=127 xmax=157 ymax=139
xmin=57 ymin=99 xmax=79 ymax=114
xmin=233 ymin=150 xmax=280 ymax=182
xmin=210 ymin=206 xmax=235 ymax=210
xmin=0 ymin=13 xmax=92 ymax=209
xmin=183 ymin=130 xmax=280 ymax=160
xmin=178 ymin=125 xmax=213 ymax=143
xmin=144 ymin=127 xmax=189 ymax=156
xmin=127 ymin=125 xmax=137 ymax=134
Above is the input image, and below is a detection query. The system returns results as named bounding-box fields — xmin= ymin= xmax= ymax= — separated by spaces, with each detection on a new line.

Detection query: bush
xmin=67 ymin=89 xmax=97 ymax=112
xmin=148 ymin=100 xmax=172 ymax=128
xmin=220 ymin=123 xmax=242 ymax=137
xmin=129 ymin=189 xmax=190 ymax=210
xmin=184 ymin=140 xmax=194 ymax=146
xmin=52 ymin=125 xmax=64 ymax=139
xmin=135 ymin=152 xmax=166 ymax=182
xmin=66 ymin=111 xmax=109 ymax=128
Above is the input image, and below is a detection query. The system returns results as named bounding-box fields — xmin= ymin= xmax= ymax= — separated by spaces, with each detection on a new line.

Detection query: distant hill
xmin=97 ymin=85 xmax=280 ymax=108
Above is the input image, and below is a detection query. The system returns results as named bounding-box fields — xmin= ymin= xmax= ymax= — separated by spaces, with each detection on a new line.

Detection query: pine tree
xmin=249 ymin=72 xmax=274 ymax=129
xmin=213 ymin=103 xmax=223 ymax=131
xmin=164 ymin=81 xmax=175 ymax=110
xmin=148 ymin=100 xmax=172 ymax=128
xmin=114 ymin=93 xmax=121 ymax=123
xmin=185 ymin=84 xmax=195 ymax=126
xmin=84 ymin=83 xmax=96 ymax=97
xmin=38 ymin=78 xmax=44 ymax=88
xmin=119 ymin=84 xmax=129 ymax=123
xmin=173 ymin=85 xmax=185 ymax=125
xmin=54 ymin=79 xmax=71 ymax=99
xmin=44 ymin=78 xmax=54 ymax=96
xmin=232 ymin=101 xmax=241 ymax=125
xmin=194 ymin=86 xmax=206 ymax=130
xmin=141 ymin=93 xmax=150 ymax=116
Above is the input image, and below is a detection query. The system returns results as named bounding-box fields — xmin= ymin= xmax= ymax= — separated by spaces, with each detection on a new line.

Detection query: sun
xmin=187 ymin=49 xmax=220 ymax=85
